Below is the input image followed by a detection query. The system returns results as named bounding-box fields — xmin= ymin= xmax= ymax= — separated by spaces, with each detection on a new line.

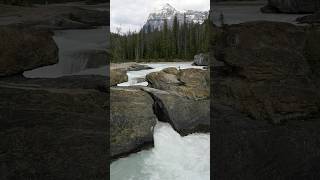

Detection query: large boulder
xmin=146 ymin=68 xmax=210 ymax=99
xmin=261 ymin=0 xmax=320 ymax=13
xmin=193 ymin=53 xmax=209 ymax=66
xmin=0 ymin=27 xmax=58 ymax=77
xmin=214 ymin=21 xmax=320 ymax=123
xmin=0 ymin=75 xmax=107 ymax=179
xmin=146 ymin=70 xmax=182 ymax=89
xmin=143 ymin=87 xmax=210 ymax=136
xmin=110 ymin=68 xmax=128 ymax=86
xmin=110 ymin=87 xmax=157 ymax=159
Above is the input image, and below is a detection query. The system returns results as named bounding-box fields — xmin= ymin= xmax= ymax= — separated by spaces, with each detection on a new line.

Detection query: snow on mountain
xmin=143 ymin=3 xmax=208 ymax=31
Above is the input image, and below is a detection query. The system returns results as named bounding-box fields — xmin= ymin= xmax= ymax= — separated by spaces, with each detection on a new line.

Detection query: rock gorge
xmin=110 ymin=67 xmax=210 ymax=159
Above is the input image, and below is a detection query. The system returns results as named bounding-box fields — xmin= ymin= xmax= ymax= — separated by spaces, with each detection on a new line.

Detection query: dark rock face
xmin=261 ymin=0 xmax=320 ymax=13
xmin=213 ymin=21 xmax=320 ymax=179
xmin=0 ymin=27 xmax=58 ymax=77
xmin=193 ymin=53 xmax=209 ymax=66
xmin=146 ymin=68 xmax=210 ymax=100
xmin=143 ymin=87 xmax=210 ymax=136
xmin=213 ymin=103 xmax=320 ymax=180
xmin=0 ymin=75 xmax=107 ymax=179
xmin=110 ymin=87 xmax=157 ymax=159
xmin=297 ymin=11 xmax=320 ymax=24
xmin=0 ymin=5 xmax=109 ymax=30
xmin=62 ymin=7 xmax=108 ymax=28
xmin=214 ymin=21 xmax=320 ymax=123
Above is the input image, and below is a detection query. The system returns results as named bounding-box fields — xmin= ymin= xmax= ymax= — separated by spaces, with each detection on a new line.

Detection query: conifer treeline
xmin=111 ymin=15 xmax=213 ymax=62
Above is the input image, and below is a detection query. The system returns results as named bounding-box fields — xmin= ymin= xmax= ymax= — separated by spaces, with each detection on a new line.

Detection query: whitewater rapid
xmin=110 ymin=122 xmax=210 ymax=180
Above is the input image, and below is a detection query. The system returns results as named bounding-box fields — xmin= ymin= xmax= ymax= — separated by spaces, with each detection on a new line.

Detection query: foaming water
xmin=110 ymin=122 xmax=210 ymax=180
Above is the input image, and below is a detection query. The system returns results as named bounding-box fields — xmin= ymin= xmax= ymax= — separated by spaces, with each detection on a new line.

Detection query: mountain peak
xmin=145 ymin=4 xmax=208 ymax=31
xmin=161 ymin=3 xmax=175 ymax=10
xmin=152 ymin=3 xmax=177 ymax=15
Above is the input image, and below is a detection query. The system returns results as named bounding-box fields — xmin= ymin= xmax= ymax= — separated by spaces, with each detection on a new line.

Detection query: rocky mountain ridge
xmin=143 ymin=3 xmax=208 ymax=31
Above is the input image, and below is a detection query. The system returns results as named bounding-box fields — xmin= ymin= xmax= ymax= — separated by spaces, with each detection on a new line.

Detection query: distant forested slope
xmin=111 ymin=15 xmax=214 ymax=62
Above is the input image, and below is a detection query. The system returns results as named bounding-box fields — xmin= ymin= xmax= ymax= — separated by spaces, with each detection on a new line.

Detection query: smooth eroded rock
xmin=110 ymin=87 xmax=157 ymax=159
xmin=146 ymin=68 xmax=210 ymax=99
xmin=143 ymin=87 xmax=209 ymax=136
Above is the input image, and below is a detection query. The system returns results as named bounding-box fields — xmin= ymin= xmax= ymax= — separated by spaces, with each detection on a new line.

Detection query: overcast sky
xmin=111 ymin=0 xmax=210 ymax=34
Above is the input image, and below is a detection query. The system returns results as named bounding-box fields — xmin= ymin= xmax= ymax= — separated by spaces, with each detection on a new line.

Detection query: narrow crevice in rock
xmin=144 ymin=89 xmax=177 ymax=131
